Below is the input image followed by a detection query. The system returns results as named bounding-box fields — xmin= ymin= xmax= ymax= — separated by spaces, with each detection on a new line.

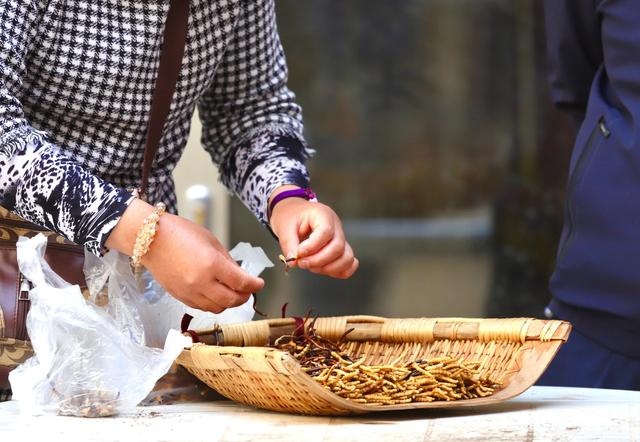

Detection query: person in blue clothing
xmin=538 ymin=0 xmax=640 ymax=390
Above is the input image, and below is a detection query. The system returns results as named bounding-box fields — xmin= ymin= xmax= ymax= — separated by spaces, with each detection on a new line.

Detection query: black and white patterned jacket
xmin=0 ymin=0 xmax=312 ymax=255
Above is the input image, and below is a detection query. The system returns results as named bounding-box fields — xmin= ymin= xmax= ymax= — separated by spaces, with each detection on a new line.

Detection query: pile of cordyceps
xmin=273 ymin=317 xmax=500 ymax=405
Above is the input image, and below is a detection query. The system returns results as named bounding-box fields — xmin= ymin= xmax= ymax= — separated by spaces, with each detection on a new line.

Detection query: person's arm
xmin=0 ymin=2 xmax=263 ymax=312
xmin=198 ymin=0 xmax=312 ymax=226
xmin=543 ymin=0 xmax=603 ymax=125
xmin=198 ymin=0 xmax=357 ymax=279
xmin=0 ymin=2 xmax=133 ymax=255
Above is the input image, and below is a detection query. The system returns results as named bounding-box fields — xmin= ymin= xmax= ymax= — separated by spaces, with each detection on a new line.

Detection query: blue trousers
xmin=536 ymin=328 xmax=640 ymax=390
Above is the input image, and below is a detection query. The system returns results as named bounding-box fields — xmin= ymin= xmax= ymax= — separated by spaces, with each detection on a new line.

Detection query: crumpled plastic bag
xmin=82 ymin=249 xmax=147 ymax=344
xmin=82 ymin=251 xmax=185 ymax=350
xmin=8 ymin=234 xmax=191 ymax=417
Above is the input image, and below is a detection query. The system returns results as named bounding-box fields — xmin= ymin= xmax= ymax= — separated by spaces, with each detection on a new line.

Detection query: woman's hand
xmin=106 ymin=199 xmax=264 ymax=313
xmin=269 ymin=186 xmax=359 ymax=279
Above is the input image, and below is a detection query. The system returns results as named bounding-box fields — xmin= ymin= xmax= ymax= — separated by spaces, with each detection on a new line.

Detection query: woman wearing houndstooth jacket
xmin=0 ymin=0 xmax=358 ymax=312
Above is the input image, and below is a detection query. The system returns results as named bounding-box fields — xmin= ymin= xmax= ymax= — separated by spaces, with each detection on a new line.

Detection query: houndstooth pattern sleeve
xmin=198 ymin=0 xmax=314 ymax=226
xmin=0 ymin=3 xmax=133 ymax=255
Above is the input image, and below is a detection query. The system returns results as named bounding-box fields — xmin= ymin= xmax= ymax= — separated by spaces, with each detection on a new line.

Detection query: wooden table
xmin=0 ymin=386 xmax=638 ymax=441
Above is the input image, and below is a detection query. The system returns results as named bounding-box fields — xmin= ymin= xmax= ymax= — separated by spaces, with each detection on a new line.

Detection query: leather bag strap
xmin=140 ymin=0 xmax=190 ymax=199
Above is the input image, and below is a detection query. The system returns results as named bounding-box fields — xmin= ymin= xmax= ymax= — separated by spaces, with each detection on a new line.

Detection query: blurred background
xmin=174 ymin=0 xmax=576 ymax=319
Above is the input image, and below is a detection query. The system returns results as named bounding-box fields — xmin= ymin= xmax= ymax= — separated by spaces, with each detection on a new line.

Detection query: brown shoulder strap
xmin=140 ymin=0 xmax=190 ymax=199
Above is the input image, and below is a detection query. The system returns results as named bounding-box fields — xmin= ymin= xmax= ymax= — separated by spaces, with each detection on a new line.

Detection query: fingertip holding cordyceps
xmin=278 ymin=254 xmax=297 ymax=274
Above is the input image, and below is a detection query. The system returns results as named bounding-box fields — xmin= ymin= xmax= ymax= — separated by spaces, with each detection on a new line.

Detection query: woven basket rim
xmin=190 ymin=315 xmax=571 ymax=347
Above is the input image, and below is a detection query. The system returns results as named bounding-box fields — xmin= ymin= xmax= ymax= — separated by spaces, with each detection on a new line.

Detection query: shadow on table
xmin=329 ymin=400 xmax=553 ymax=424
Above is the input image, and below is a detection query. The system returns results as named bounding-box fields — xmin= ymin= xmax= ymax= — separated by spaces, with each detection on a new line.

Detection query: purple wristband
xmin=268 ymin=188 xmax=318 ymax=220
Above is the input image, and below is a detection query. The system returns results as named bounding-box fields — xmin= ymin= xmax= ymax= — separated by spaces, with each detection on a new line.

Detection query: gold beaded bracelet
xmin=130 ymin=202 xmax=166 ymax=269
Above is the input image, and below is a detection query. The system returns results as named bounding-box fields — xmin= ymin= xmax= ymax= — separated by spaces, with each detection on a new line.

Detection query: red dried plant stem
xmin=252 ymin=293 xmax=266 ymax=317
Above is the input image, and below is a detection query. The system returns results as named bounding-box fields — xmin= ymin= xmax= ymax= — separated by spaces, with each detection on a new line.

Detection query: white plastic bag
xmin=83 ymin=250 xmax=186 ymax=349
xmin=8 ymin=234 xmax=191 ymax=417
xmin=83 ymin=249 xmax=146 ymax=344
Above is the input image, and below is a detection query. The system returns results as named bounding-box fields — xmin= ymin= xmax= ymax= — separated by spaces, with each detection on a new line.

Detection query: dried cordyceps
xmin=57 ymin=390 xmax=120 ymax=418
xmin=273 ymin=320 xmax=500 ymax=405
xmin=278 ymin=254 xmax=297 ymax=274
xmin=252 ymin=293 xmax=266 ymax=317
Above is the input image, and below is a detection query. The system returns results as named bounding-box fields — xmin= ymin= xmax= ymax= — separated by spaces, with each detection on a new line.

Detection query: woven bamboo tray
xmin=176 ymin=316 xmax=570 ymax=415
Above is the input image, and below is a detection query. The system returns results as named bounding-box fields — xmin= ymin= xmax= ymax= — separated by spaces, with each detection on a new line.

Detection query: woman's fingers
xmin=308 ymin=244 xmax=358 ymax=278
xmin=140 ymin=213 xmax=265 ymax=314
xmin=277 ymin=215 xmax=302 ymax=265
xmin=191 ymin=293 xmax=226 ymax=313
xmin=194 ymin=258 xmax=261 ymax=313
xmin=268 ymin=195 xmax=359 ymax=280
xmin=216 ymin=256 xmax=264 ymax=294
xmin=340 ymin=258 xmax=360 ymax=279
xmin=297 ymin=235 xmax=345 ymax=269
xmin=297 ymin=203 xmax=342 ymax=258
xmin=298 ymin=228 xmax=333 ymax=257
xmin=201 ymin=280 xmax=252 ymax=311
xmin=170 ymin=279 xmax=252 ymax=313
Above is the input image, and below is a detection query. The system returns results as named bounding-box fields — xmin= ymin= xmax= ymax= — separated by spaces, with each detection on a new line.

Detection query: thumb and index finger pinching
xmin=278 ymin=227 xmax=333 ymax=272
xmin=296 ymin=224 xmax=334 ymax=259
xmin=278 ymin=223 xmax=302 ymax=268
xmin=280 ymin=217 xmax=332 ymax=264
